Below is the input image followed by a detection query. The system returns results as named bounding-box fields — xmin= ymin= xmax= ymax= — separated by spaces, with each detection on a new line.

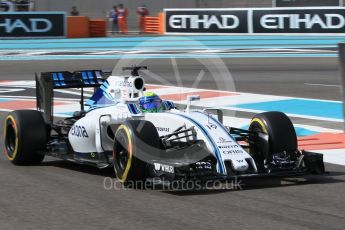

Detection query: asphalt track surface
xmin=0 ymin=57 xmax=341 ymax=100
xmin=1 ymin=58 xmax=345 ymax=229
xmin=0 ymin=57 xmax=342 ymax=130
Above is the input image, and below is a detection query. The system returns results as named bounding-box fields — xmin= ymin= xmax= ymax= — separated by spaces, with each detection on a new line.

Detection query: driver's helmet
xmin=139 ymin=92 xmax=163 ymax=113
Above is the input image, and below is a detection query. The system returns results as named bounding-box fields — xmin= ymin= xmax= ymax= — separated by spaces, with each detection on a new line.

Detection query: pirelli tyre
xmin=113 ymin=120 xmax=160 ymax=185
xmin=249 ymin=111 xmax=297 ymax=169
xmin=4 ymin=110 xmax=47 ymax=165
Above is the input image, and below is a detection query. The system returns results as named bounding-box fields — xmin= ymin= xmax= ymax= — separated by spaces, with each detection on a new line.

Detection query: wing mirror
xmin=186 ymin=95 xmax=200 ymax=112
xmin=203 ymin=108 xmax=223 ymax=124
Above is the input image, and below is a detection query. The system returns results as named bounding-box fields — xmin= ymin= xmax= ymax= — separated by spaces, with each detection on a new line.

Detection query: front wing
xmin=145 ymin=150 xmax=325 ymax=185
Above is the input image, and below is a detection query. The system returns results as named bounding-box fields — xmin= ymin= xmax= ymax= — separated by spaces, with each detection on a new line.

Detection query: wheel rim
xmin=249 ymin=121 xmax=269 ymax=163
xmin=5 ymin=123 xmax=16 ymax=158
xmin=114 ymin=129 xmax=130 ymax=174
xmin=118 ymin=148 xmax=129 ymax=172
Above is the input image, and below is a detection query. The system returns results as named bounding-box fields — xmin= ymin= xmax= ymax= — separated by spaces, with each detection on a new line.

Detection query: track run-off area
xmin=0 ymin=35 xmax=341 ymax=60
xmin=0 ymin=35 xmax=345 ymax=230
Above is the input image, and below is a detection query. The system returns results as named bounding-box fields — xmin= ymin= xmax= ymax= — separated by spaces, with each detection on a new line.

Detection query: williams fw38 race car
xmin=3 ymin=66 xmax=325 ymax=187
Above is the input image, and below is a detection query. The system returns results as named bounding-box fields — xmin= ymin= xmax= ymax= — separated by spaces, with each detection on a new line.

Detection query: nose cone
xmin=231 ymin=159 xmax=249 ymax=172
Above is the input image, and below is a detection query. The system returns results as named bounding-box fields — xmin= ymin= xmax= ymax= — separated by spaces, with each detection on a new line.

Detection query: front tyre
xmin=4 ymin=110 xmax=48 ymax=165
xmin=113 ymin=120 xmax=160 ymax=185
xmin=249 ymin=111 xmax=297 ymax=169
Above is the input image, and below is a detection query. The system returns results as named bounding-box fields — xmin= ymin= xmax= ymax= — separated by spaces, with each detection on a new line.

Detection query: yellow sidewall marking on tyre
xmin=115 ymin=124 xmax=132 ymax=183
xmin=4 ymin=115 xmax=19 ymax=161
xmin=250 ymin=118 xmax=268 ymax=134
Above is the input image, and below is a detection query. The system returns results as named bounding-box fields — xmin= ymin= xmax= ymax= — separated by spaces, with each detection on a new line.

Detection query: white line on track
xmin=304 ymin=83 xmax=340 ymax=87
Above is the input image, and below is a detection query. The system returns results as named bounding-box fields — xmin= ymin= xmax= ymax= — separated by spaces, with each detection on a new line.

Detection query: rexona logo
xmin=165 ymin=10 xmax=248 ymax=33
xmin=156 ymin=127 xmax=170 ymax=132
xmin=0 ymin=18 xmax=52 ymax=33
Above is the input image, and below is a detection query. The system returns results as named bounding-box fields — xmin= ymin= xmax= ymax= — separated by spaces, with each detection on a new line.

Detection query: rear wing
xmin=36 ymin=70 xmax=109 ymax=124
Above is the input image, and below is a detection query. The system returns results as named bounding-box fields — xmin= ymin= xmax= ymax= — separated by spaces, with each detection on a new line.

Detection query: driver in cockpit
xmin=139 ymin=92 xmax=175 ymax=113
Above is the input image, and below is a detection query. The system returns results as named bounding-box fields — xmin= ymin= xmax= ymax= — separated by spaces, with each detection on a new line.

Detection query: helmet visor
xmin=142 ymin=99 xmax=162 ymax=110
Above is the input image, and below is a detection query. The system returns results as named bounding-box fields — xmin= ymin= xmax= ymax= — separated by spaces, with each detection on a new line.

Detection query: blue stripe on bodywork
xmin=163 ymin=101 xmax=175 ymax=110
xmin=87 ymin=104 xmax=114 ymax=111
xmin=132 ymin=104 xmax=141 ymax=114
xmin=52 ymin=73 xmax=60 ymax=86
xmin=127 ymin=104 xmax=136 ymax=114
xmin=103 ymin=80 xmax=109 ymax=87
xmin=58 ymin=72 xmax=66 ymax=86
xmin=52 ymin=73 xmax=58 ymax=80
xmin=87 ymin=71 xmax=96 ymax=84
xmin=81 ymin=72 xmax=90 ymax=85
xmin=175 ymin=113 xmax=226 ymax=174
xmin=99 ymin=85 xmax=113 ymax=100
xmin=81 ymin=71 xmax=87 ymax=79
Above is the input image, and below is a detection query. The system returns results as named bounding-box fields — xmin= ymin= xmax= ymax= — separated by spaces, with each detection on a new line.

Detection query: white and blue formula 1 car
xmin=3 ymin=66 xmax=325 ymax=186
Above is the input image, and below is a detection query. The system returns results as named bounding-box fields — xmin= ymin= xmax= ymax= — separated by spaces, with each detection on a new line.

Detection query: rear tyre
xmin=4 ymin=110 xmax=47 ymax=165
xmin=249 ymin=111 xmax=297 ymax=169
xmin=113 ymin=120 xmax=160 ymax=185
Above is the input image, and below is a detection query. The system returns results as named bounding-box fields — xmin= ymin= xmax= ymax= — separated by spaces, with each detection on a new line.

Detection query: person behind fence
xmin=70 ymin=6 xmax=79 ymax=16
xmin=137 ymin=4 xmax=149 ymax=34
xmin=117 ymin=3 xmax=128 ymax=34
xmin=109 ymin=5 xmax=119 ymax=34
xmin=15 ymin=0 xmax=29 ymax=11
xmin=0 ymin=0 xmax=14 ymax=11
